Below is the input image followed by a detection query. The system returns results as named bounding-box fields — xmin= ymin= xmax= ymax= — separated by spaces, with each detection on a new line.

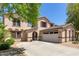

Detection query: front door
xmin=21 ymin=30 xmax=28 ymax=41
xmin=32 ymin=31 xmax=38 ymax=40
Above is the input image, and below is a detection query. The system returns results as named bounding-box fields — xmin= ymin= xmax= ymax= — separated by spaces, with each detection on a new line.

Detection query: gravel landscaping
xmin=0 ymin=47 xmax=26 ymax=56
xmin=62 ymin=42 xmax=79 ymax=49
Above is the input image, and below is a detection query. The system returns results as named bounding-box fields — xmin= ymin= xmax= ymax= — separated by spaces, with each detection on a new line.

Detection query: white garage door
xmin=41 ymin=34 xmax=59 ymax=42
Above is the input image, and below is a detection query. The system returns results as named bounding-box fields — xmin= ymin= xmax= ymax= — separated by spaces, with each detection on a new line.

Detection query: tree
xmin=0 ymin=21 xmax=6 ymax=43
xmin=66 ymin=3 xmax=79 ymax=40
xmin=0 ymin=3 xmax=41 ymax=26
xmin=66 ymin=4 xmax=79 ymax=30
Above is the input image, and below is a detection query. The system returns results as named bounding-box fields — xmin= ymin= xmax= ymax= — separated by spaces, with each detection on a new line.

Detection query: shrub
xmin=0 ymin=43 xmax=10 ymax=50
xmin=0 ymin=22 xmax=15 ymax=50
xmin=0 ymin=37 xmax=15 ymax=50
xmin=0 ymin=22 xmax=6 ymax=43
xmin=72 ymin=41 xmax=79 ymax=44
xmin=5 ymin=37 xmax=15 ymax=46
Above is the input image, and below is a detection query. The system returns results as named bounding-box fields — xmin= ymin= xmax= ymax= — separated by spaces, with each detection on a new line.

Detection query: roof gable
xmin=38 ymin=17 xmax=54 ymax=25
xmin=38 ymin=17 xmax=50 ymax=22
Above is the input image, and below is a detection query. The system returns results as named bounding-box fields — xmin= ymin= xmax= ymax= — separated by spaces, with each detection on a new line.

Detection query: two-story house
xmin=3 ymin=14 xmax=76 ymax=43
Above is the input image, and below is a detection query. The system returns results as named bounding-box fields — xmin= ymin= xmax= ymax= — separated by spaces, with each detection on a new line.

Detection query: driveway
xmin=17 ymin=41 xmax=79 ymax=56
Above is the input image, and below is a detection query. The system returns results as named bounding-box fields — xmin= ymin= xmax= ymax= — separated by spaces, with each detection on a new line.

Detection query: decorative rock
xmin=0 ymin=47 xmax=26 ymax=56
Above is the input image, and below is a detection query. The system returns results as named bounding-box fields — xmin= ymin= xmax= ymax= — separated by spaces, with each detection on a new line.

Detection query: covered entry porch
xmin=21 ymin=28 xmax=38 ymax=42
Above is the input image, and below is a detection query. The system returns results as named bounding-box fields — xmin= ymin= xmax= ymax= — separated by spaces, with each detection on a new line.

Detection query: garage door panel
xmin=41 ymin=34 xmax=59 ymax=42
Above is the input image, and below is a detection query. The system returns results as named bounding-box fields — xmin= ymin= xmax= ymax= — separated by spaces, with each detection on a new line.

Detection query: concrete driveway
xmin=17 ymin=41 xmax=79 ymax=56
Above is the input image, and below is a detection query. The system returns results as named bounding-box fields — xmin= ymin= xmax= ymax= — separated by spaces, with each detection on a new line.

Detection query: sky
xmin=0 ymin=3 xmax=67 ymax=25
xmin=39 ymin=3 xmax=67 ymax=25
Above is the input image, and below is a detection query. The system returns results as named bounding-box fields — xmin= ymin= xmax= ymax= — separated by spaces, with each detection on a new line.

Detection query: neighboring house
xmin=3 ymin=15 xmax=76 ymax=43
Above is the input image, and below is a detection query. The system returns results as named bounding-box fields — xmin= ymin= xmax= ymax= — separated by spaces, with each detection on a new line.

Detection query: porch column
xmin=15 ymin=32 xmax=17 ymax=39
xmin=58 ymin=29 xmax=62 ymax=43
xmin=65 ymin=30 xmax=67 ymax=42
xmin=72 ymin=30 xmax=75 ymax=41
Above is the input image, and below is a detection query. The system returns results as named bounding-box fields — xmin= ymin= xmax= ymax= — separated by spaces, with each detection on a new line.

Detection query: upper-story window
xmin=50 ymin=23 xmax=53 ymax=27
xmin=13 ymin=19 xmax=20 ymax=27
xmin=27 ymin=22 xmax=32 ymax=27
xmin=41 ymin=21 xmax=47 ymax=27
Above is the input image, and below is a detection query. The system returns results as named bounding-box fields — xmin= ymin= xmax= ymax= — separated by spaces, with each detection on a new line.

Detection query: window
xmin=27 ymin=22 xmax=32 ymax=27
xmin=54 ymin=32 xmax=58 ymax=34
xmin=50 ymin=23 xmax=53 ymax=27
xmin=43 ymin=32 xmax=49 ymax=34
xmin=13 ymin=19 xmax=20 ymax=27
xmin=11 ymin=31 xmax=21 ymax=38
xmin=41 ymin=21 xmax=47 ymax=27
xmin=50 ymin=32 xmax=53 ymax=34
xmin=11 ymin=31 xmax=16 ymax=38
xmin=17 ymin=31 xmax=21 ymax=38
